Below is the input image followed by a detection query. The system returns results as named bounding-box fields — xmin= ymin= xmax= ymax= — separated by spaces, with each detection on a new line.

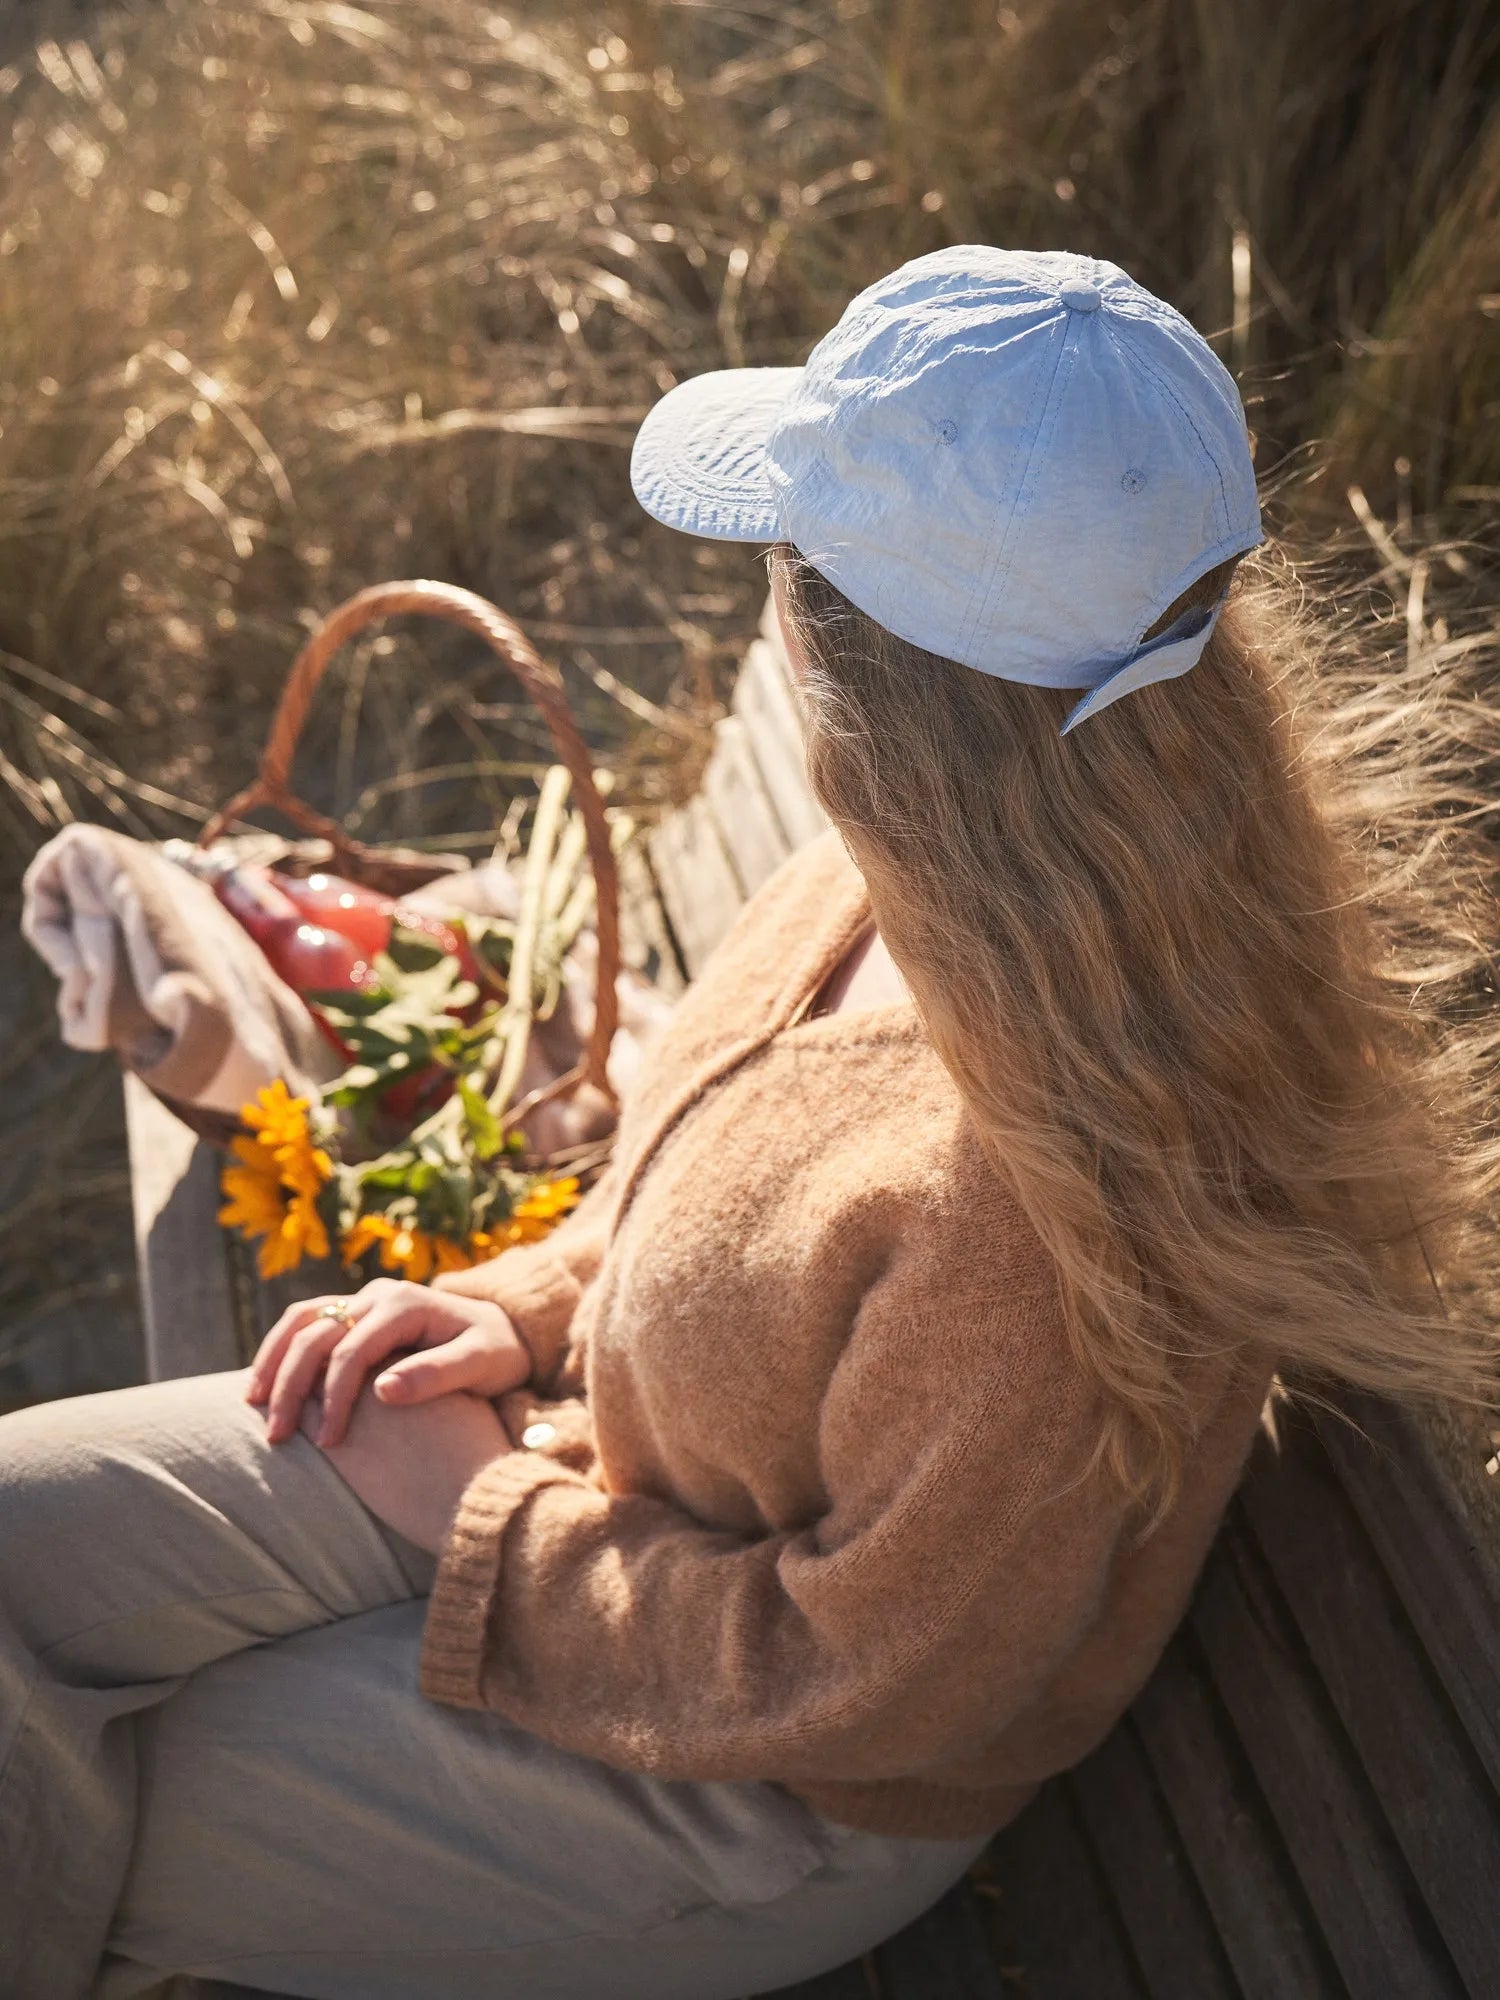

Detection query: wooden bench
xmin=132 ymin=595 xmax=1500 ymax=2000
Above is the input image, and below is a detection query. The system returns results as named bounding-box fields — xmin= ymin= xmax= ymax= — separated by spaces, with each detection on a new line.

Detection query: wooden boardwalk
xmin=131 ymin=592 xmax=1500 ymax=2000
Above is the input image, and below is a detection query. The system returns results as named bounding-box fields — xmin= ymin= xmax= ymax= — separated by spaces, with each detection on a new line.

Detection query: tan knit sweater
xmin=419 ymin=825 xmax=1276 ymax=1840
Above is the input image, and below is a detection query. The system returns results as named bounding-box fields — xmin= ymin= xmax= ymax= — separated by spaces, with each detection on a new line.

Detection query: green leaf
xmin=465 ymin=916 xmax=515 ymax=980
xmin=301 ymin=984 xmax=387 ymax=1020
xmin=439 ymin=1166 xmax=474 ymax=1230
xmin=459 ymin=1076 xmax=505 ymax=1161
xmin=385 ymin=919 xmax=449 ymax=973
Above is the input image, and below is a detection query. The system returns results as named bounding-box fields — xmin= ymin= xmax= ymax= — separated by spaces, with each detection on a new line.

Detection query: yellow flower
xmin=219 ymin=1136 xmax=332 ymax=1280
xmin=239 ymin=1078 xmax=334 ymax=1196
xmin=469 ymin=1175 xmax=582 ymax=1259
xmin=517 ymin=1175 xmax=581 ymax=1222
xmin=218 ymin=1137 xmax=288 ymax=1241
xmin=336 ymin=1175 xmax=581 ymax=1279
xmin=338 ymin=1212 xmax=397 ymax=1268
xmin=380 ymin=1223 xmax=433 ymax=1283
xmin=338 ymin=1215 xmax=471 ymax=1283
xmin=218 ymin=1083 xmax=335 ymax=1280
xmin=430 ymin=1233 xmax=478 ymax=1275
xmin=240 ymin=1076 xmax=307 ymax=1147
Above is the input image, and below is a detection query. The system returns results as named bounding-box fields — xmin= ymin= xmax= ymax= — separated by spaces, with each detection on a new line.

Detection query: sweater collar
xmin=765 ymin=828 xmax=868 ymax=1023
xmin=766 ymin=829 xmax=922 ymax=1042
xmin=605 ymin=830 xmax=921 ymax=1238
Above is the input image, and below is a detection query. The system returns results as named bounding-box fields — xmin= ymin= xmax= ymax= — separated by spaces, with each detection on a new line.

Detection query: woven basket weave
xmin=197 ymin=578 xmax=622 ymax=1143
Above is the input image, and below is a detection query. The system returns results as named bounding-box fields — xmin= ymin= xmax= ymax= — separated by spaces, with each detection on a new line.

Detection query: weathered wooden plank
xmin=876 ymin=1880 xmax=1006 ymax=2000
xmin=981 ymin=1780 xmax=1146 ymax=1999
xmin=1133 ymin=1634 xmax=1341 ymax=2000
xmin=614 ymin=824 xmax=688 ymax=996
xmin=1068 ymin=1716 xmax=1240 ymax=2000
xmin=625 ymin=905 xmax=688 ymax=996
xmin=1398 ymin=1392 xmax=1500 ymax=1608
xmin=124 ymin=1073 xmax=244 ymax=1381
xmin=1316 ymin=1393 xmax=1500 ymax=1797
xmin=1191 ymin=1510 xmax=1464 ymax=1999
xmin=756 ymin=1956 xmax=874 ymax=2000
xmin=179 ymin=1981 xmax=282 ymax=1999
xmin=731 ymin=637 xmax=829 ymax=851
xmin=758 ymin=580 xmax=787 ymax=658
xmin=645 ymin=791 xmax=747 ymax=978
xmin=701 ymin=710 xmax=796 ymax=895
xmin=1241 ymin=1417 xmax=1500 ymax=1996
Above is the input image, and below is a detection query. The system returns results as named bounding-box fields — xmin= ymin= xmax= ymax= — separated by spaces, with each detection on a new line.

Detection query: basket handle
xmin=198 ymin=580 xmax=620 ymax=1105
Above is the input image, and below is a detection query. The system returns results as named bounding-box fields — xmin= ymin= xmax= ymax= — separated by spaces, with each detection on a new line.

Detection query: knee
xmin=0 ymin=1372 xmax=258 ymax=1568
xmin=0 ymin=1386 xmax=150 ymax=1553
xmin=0 ymin=1393 xmax=117 ymax=1623
xmin=0 ymin=1391 xmax=102 ymax=1508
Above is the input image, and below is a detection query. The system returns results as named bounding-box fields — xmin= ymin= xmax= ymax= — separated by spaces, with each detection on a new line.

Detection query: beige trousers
xmin=0 ymin=1370 xmax=989 ymax=2000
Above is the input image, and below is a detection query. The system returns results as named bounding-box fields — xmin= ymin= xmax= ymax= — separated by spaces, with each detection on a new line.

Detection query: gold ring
xmin=316 ymin=1298 xmax=360 ymax=1329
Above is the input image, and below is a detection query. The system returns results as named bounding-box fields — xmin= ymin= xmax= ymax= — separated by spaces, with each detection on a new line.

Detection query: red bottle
xmin=209 ymin=865 xmax=376 ymax=1064
xmin=210 ymin=865 xmax=488 ymax=1126
xmin=273 ymin=871 xmax=395 ymax=958
xmin=273 ymin=871 xmax=490 ymax=1007
xmin=294 ymin=873 xmax=491 ymax=1120
xmin=210 ymin=865 xmax=377 ymax=989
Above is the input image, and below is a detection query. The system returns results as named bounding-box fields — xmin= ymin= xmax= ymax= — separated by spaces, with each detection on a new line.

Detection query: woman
xmin=4 ymin=245 xmax=1497 ymax=2000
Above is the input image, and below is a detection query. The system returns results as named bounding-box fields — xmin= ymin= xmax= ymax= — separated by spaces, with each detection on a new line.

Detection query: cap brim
xmin=629 ymin=365 xmax=803 ymax=542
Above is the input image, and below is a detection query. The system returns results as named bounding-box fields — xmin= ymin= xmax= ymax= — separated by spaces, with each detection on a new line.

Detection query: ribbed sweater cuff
xmin=418 ymin=1447 xmax=585 ymax=1710
xmin=429 ymin=1249 xmax=583 ymax=1388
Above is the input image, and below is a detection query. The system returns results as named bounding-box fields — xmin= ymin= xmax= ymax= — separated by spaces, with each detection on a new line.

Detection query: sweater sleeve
xmin=417 ymin=1255 xmax=1139 ymax=1789
xmin=426 ymin=1153 xmax=618 ymax=1393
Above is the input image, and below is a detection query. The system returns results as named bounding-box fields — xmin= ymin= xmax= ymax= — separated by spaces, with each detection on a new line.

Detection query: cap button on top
xmin=1059 ymin=278 xmax=1102 ymax=313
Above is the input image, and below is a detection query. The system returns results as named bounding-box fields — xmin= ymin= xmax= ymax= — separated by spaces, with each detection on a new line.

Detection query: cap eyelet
xmin=1121 ymin=467 xmax=1147 ymax=494
xmin=935 ymin=418 xmax=958 ymax=445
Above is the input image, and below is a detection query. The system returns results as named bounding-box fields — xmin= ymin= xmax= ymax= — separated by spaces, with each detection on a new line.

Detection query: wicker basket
xmin=195 ymin=579 xmax=622 ymax=1156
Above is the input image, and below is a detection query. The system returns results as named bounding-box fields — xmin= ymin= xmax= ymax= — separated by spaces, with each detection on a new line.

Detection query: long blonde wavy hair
xmin=766 ymin=530 xmax=1500 ymax=1534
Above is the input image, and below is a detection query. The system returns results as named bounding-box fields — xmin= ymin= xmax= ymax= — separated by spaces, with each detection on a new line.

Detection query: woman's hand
xmin=246 ymin=1278 xmax=532 ymax=1447
xmin=298 ymin=1380 xmax=513 ymax=1555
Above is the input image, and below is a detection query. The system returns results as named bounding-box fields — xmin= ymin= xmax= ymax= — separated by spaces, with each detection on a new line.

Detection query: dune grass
xmin=0 ymin=0 xmax=1496 ymax=1393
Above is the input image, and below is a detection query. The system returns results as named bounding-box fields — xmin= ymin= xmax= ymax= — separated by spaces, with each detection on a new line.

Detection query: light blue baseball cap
xmin=628 ymin=244 xmax=1263 ymax=735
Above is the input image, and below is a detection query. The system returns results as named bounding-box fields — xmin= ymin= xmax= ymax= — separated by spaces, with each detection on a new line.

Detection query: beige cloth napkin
xmin=20 ymin=826 xmax=675 ymax=1153
xmin=21 ymin=824 xmax=342 ymax=1119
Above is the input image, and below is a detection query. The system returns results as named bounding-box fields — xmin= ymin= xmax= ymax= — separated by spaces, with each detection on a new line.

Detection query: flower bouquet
xmin=198 ymin=581 xmax=625 ymax=1289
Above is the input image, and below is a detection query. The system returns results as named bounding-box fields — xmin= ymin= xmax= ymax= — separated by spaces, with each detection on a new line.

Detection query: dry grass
xmin=0 ymin=0 xmax=1496 ymax=1393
